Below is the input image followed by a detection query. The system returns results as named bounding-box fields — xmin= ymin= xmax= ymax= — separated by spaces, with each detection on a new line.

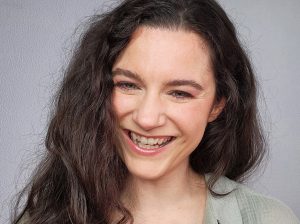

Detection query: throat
xmin=122 ymin=170 xmax=207 ymax=213
xmin=119 ymin=171 xmax=207 ymax=224
xmin=128 ymin=183 xmax=207 ymax=224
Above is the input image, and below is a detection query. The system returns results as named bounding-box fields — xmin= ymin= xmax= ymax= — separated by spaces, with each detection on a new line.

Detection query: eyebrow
xmin=112 ymin=68 xmax=203 ymax=91
xmin=165 ymin=79 xmax=203 ymax=91
xmin=112 ymin=68 xmax=143 ymax=82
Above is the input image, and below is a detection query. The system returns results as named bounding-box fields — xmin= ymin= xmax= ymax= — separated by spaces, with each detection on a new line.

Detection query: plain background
xmin=1 ymin=0 xmax=299 ymax=223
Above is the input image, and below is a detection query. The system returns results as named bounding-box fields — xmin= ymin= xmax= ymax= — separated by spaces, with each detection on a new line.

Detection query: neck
xmin=122 ymin=163 xmax=206 ymax=212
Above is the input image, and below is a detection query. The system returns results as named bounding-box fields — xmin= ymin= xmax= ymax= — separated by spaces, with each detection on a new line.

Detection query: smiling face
xmin=112 ymin=27 xmax=224 ymax=181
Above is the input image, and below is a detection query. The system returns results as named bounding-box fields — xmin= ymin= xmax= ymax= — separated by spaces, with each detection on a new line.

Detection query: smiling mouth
xmin=128 ymin=131 xmax=175 ymax=149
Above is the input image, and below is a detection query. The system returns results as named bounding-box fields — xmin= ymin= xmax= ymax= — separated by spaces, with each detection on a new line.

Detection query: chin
xmin=124 ymin=157 xmax=170 ymax=181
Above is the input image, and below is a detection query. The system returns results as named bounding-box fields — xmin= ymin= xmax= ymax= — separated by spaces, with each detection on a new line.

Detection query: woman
xmin=13 ymin=0 xmax=299 ymax=223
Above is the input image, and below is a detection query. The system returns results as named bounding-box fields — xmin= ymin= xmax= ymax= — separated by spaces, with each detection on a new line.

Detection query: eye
xmin=169 ymin=90 xmax=193 ymax=99
xmin=114 ymin=81 xmax=140 ymax=91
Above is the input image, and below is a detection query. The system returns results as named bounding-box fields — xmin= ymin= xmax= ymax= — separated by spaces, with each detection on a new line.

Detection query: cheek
xmin=112 ymin=92 xmax=136 ymax=118
xmin=112 ymin=92 xmax=123 ymax=116
xmin=169 ymin=101 xmax=213 ymax=137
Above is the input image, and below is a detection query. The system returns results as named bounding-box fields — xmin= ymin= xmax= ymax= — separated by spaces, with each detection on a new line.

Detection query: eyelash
xmin=114 ymin=81 xmax=193 ymax=99
xmin=114 ymin=81 xmax=140 ymax=90
xmin=168 ymin=90 xmax=193 ymax=99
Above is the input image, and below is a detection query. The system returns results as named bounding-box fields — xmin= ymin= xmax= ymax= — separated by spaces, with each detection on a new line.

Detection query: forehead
xmin=114 ymin=26 xmax=213 ymax=83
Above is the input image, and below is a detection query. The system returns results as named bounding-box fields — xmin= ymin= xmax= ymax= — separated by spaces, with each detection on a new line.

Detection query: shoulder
xmin=234 ymin=182 xmax=299 ymax=223
xmin=205 ymin=175 xmax=299 ymax=224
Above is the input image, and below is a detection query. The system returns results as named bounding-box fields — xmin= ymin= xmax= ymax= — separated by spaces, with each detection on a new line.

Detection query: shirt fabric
xmin=204 ymin=174 xmax=299 ymax=224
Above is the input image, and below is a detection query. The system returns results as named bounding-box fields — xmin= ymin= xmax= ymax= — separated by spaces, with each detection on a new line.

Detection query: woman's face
xmin=112 ymin=27 xmax=223 ymax=180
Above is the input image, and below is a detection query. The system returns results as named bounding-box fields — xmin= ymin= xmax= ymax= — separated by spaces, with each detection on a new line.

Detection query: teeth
xmin=158 ymin=139 xmax=164 ymax=144
xmin=137 ymin=142 xmax=160 ymax=149
xmin=129 ymin=131 xmax=172 ymax=148
xmin=140 ymin=136 xmax=147 ymax=144
xmin=148 ymin=138 xmax=158 ymax=145
xmin=132 ymin=132 xmax=137 ymax=141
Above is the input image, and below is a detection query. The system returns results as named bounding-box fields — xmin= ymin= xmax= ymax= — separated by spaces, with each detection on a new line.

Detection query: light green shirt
xmin=204 ymin=175 xmax=299 ymax=224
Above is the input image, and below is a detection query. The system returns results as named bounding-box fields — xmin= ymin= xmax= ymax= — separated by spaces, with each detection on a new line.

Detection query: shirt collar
xmin=203 ymin=174 xmax=243 ymax=224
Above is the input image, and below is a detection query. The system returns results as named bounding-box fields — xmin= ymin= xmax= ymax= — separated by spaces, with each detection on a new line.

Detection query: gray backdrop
xmin=1 ymin=0 xmax=299 ymax=223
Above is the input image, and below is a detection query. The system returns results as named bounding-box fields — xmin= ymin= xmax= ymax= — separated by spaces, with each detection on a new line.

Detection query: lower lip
xmin=123 ymin=131 xmax=171 ymax=156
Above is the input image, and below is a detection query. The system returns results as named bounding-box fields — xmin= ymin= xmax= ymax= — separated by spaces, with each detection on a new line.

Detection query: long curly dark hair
xmin=13 ymin=0 xmax=266 ymax=223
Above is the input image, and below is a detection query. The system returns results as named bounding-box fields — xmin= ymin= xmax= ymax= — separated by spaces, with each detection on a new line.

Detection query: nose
xmin=132 ymin=93 xmax=166 ymax=131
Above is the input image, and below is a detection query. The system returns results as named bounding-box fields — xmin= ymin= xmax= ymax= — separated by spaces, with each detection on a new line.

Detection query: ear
xmin=208 ymin=97 xmax=226 ymax=122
